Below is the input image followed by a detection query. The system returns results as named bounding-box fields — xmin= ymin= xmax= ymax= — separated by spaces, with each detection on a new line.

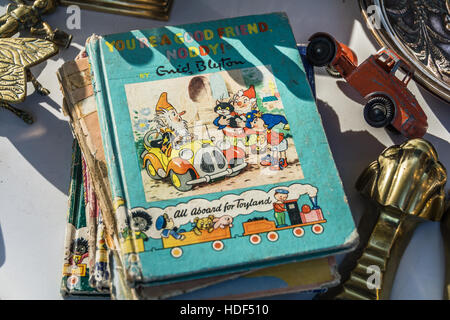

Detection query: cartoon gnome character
xmin=150 ymin=92 xmax=191 ymax=152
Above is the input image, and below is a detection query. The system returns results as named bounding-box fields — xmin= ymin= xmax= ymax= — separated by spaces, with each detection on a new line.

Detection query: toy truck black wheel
xmin=145 ymin=160 xmax=163 ymax=180
xmin=364 ymin=96 xmax=394 ymax=128
xmin=169 ymin=170 xmax=195 ymax=192
xmin=306 ymin=35 xmax=337 ymax=67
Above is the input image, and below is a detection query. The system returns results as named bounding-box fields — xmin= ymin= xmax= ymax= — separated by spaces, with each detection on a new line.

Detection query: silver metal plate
xmin=360 ymin=0 xmax=450 ymax=102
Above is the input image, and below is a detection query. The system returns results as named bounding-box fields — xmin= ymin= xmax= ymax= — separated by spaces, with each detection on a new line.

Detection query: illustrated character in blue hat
xmin=156 ymin=213 xmax=186 ymax=240
xmin=245 ymin=110 xmax=290 ymax=170
xmin=273 ymin=188 xmax=290 ymax=227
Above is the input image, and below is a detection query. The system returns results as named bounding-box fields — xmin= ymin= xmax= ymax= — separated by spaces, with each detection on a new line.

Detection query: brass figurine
xmin=0 ymin=37 xmax=58 ymax=123
xmin=1 ymin=0 xmax=72 ymax=47
xmin=0 ymin=0 xmax=72 ymax=124
xmin=334 ymin=139 xmax=447 ymax=300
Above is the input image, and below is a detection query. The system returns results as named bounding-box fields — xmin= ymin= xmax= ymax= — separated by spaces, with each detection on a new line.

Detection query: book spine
xmin=61 ymin=141 xmax=93 ymax=295
xmin=56 ymin=59 xmax=117 ymax=243
xmin=61 ymin=141 xmax=111 ymax=297
xmin=91 ymin=209 xmax=112 ymax=293
xmin=87 ymin=37 xmax=143 ymax=285
xmin=82 ymin=157 xmax=99 ymax=285
xmin=61 ymin=141 xmax=81 ymax=296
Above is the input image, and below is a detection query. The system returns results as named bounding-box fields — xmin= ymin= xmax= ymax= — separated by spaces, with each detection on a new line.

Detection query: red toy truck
xmin=306 ymin=32 xmax=428 ymax=138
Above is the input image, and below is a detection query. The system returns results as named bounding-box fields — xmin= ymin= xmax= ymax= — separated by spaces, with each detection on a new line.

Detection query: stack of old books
xmin=59 ymin=0 xmax=174 ymax=20
xmin=57 ymin=13 xmax=358 ymax=299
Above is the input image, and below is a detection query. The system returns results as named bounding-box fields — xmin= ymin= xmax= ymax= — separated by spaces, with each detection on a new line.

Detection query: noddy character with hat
xmin=156 ymin=213 xmax=186 ymax=240
xmin=232 ymin=85 xmax=258 ymax=118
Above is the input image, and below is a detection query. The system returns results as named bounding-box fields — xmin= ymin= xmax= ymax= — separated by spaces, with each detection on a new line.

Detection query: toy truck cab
xmin=306 ymin=33 xmax=428 ymax=138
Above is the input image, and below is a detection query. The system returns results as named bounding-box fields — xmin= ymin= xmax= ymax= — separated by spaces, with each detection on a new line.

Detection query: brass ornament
xmin=335 ymin=139 xmax=447 ymax=300
xmin=1 ymin=0 xmax=72 ymax=48
xmin=0 ymin=1 xmax=72 ymax=124
xmin=0 ymin=37 xmax=58 ymax=123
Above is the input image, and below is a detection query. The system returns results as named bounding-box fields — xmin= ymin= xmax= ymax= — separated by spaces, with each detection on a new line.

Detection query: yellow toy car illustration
xmin=140 ymin=131 xmax=247 ymax=192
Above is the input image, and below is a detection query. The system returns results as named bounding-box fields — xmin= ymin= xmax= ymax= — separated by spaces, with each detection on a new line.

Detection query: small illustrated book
xmin=85 ymin=12 xmax=358 ymax=287
xmin=58 ymin=44 xmax=341 ymax=299
xmin=61 ymin=141 xmax=110 ymax=296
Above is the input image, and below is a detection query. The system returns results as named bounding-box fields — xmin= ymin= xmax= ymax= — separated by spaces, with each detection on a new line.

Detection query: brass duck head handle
xmin=357 ymin=139 xmax=446 ymax=221
xmin=337 ymin=139 xmax=447 ymax=300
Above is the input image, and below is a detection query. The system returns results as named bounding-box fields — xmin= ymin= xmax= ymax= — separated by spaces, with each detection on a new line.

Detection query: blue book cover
xmin=86 ymin=12 xmax=357 ymax=287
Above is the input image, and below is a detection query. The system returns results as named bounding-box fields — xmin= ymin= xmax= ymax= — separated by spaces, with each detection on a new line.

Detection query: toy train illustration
xmin=162 ymin=196 xmax=327 ymax=258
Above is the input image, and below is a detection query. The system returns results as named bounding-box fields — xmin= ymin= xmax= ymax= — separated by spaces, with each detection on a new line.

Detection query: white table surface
xmin=0 ymin=0 xmax=448 ymax=300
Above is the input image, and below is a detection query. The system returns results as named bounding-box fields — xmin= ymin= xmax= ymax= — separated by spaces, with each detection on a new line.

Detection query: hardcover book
xmin=58 ymin=45 xmax=342 ymax=299
xmin=85 ymin=12 xmax=358 ymax=287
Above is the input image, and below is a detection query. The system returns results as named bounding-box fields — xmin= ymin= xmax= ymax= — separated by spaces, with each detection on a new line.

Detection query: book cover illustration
xmin=129 ymin=65 xmax=303 ymax=203
xmin=86 ymin=12 xmax=357 ymax=284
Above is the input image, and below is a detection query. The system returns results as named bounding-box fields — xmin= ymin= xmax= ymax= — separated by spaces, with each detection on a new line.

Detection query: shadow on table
xmin=314 ymin=98 xmax=387 ymax=299
xmin=0 ymin=14 xmax=84 ymax=195
xmin=419 ymin=85 xmax=450 ymax=121
xmin=316 ymin=98 xmax=386 ymax=222
xmin=335 ymin=80 xmax=450 ymax=169
xmin=0 ymin=89 xmax=74 ymax=194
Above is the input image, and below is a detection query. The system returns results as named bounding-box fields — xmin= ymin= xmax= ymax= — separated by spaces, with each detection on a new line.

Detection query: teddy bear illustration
xmin=213 ymin=215 xmax=234 ymax=229
xmin=192 ymin=215 xmax=215 ymax=236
